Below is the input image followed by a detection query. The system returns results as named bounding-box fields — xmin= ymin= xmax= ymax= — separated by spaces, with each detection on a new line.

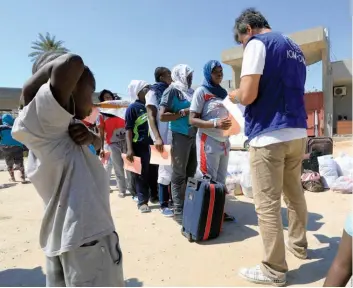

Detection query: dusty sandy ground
xmin=0 ymin=142 xmax=351 ymax=287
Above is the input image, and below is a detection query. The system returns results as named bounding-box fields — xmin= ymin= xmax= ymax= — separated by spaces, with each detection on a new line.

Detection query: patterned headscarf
xmin=170 ymin=64 xmax=193 ymax=95
xmin=127 ymin=80 xmax=149 ymax=102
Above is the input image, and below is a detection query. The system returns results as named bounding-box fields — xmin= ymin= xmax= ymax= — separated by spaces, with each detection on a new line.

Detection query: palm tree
xmin=29 ymin=32 xmax=69 ymax=62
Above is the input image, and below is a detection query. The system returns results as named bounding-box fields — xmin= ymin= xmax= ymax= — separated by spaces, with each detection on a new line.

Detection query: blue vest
xmin=244 ymin=32 xmax=308 ymax=141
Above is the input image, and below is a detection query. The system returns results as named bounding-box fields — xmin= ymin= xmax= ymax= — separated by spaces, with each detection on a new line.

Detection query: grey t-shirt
xmin=12 ymin=83 xmax=115 ymax=257
xmin=190 ymin=86 xmax=229 ymax=142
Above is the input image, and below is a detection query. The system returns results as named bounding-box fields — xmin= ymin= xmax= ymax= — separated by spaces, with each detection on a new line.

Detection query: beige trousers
xmin=250 ymin=138 xmax=308 ymax=280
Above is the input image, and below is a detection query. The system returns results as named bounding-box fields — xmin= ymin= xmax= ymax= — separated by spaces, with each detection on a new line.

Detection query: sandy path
xmin=0 ymin=168 xmax=350 ymax=287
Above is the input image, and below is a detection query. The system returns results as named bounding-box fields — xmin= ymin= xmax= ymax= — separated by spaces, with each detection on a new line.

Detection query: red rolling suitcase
xmin=181 ymin=176 xmax=226 ymax=242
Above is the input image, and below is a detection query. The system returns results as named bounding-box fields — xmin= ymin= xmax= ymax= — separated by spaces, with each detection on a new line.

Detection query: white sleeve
xmin=145 ymin=90 xmax=158 ymax=108
xmin=241 ymin=39 xmax=266 ymax=77
xmin=190 ymin=87 xmax=205 ymax=113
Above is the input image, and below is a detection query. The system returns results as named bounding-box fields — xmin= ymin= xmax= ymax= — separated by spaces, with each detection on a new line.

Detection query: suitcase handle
xmin=203 ymin=174 xmax=212 ymax=181
xmin=187 ymin=177 xmax=198 ymax=189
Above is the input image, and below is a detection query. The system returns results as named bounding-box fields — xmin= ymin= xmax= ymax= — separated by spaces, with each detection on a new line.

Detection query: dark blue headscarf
xmin=202 ymin=60 xmax=228 ymax=99
xmin=150 ymin=82 xmax=169 ymax=105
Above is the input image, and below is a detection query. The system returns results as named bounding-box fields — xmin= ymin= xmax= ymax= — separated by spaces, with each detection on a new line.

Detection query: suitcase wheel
xmin=181 ymin=228 xmax=194 ymax=242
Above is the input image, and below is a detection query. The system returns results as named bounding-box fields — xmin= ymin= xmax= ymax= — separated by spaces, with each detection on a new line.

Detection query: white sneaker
xmin=239 ymin=265 xmax=286 ymax=287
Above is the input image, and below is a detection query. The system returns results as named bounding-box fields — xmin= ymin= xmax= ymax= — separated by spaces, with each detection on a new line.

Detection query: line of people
xmin=97 ymin=61 xmax=236 ymax=221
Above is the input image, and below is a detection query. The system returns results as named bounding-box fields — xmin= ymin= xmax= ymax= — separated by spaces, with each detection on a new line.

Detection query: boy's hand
xmin=68 ymin=122 xmax=93 ymax=146
xmin=126 ymin=149 xmax=134 ymax=163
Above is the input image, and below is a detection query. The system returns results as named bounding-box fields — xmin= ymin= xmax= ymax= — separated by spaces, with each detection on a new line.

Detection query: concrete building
xmin=221 ymin=26 xmax=352 ymax=137
xmin=332 ymin=59 xmax=352 ymax=134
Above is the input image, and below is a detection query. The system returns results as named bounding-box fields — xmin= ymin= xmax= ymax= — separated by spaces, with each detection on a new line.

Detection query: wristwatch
xmin=179 ymin=109 xmax=185 ymax=117
xmin=213 ymin=119 xmax=218 ymax=128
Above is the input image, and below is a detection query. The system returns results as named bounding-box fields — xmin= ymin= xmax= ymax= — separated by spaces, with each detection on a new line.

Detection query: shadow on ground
xmin=200 ymin=195 xmax=325 ymax=245
xmin=0 ymin=267 xmax=143 ymax=287
xmin=0 ymin=266 xmax=45 ymax=287
xmin=288 ymin=234 xmax=340 ymax=285
xmin=282 ymin=207 xmax=324 ymax=232
xmin=0 ymin=183 xmax=17 ymax=189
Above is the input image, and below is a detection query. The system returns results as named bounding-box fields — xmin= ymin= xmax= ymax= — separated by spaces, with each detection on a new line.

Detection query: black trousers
xmin=132 ymin=142 xmax=158 ymax=206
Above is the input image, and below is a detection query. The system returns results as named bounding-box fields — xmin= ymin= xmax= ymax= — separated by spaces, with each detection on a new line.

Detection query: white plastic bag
xmin=331 ymin=176 xmax=353 ymax=194
xmin=334 ymin=153 xmax=353 ymax=177
xmin=227 ymin=151 xmax=253 ymax=198
xmin=239 ymin=156 xmax=253 ymax=198
xmin=240 ymin=162 xmax=252 ymax=189
xmin=226 ymin=165 xmax=241 ymax=195
xmin=318 ymin=155 xmax=339 ymax=189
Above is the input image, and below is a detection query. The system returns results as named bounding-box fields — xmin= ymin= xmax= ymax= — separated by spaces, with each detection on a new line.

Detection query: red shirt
xmin=97 ymin=114 xmax=126 ymax=145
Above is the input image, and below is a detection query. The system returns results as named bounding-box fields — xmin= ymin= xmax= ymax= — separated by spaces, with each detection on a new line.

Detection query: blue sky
xmin=0 ymin=0 xmax=351 ymax=98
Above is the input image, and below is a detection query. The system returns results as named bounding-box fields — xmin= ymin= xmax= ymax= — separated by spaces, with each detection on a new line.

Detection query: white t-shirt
xmin=241 ymin=39 xmax=307 ymax=148
xmin=145 ymin=90 xmax=170 ymax=144
xmin=190 ymin=86 xmax=229 ymax=142
xmin=12 ymin=83 xmax=115 ymax=257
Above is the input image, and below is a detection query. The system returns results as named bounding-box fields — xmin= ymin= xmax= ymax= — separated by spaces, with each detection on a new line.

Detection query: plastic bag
xmin=318 ymin=155 xmax=339 ymax=189
xmin=334 ymin=153 xmax=353 ymax=177
xmin=331 ymin=176 xmax=353 ymax=194
xmin=239 ymin=157 xmax=253 ymax=198
xmin=226 ymin=165 xmax=242 ymax=195
xmin=227 ymin=151 xmax=253 ymax=198
xmin=240 ymin=162 xmax=252 ymax=189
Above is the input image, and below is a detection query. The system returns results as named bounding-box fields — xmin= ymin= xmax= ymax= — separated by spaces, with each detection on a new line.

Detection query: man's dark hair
xmin=234 ymin=8 xmax=271 ymax=43
xmin=98 ymin=89 xmax=114 ymax=102
xmin=154 ymin=67 xmax=169 ymax=83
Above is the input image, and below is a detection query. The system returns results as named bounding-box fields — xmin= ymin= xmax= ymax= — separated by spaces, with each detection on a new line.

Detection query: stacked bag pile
xmin=302 ymin=152 xmax=353 ymax=194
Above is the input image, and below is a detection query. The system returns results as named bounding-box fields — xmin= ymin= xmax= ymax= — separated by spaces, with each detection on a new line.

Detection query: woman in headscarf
xmin=0 ymin=114 xmax=26 ymax=183
xmin=189 ymin=60 xmax=234 ymax=221
xmin=125 ymin=80 xmax=158 ymax=213
xmin=159 ymin=64 xmax=197 ymax=216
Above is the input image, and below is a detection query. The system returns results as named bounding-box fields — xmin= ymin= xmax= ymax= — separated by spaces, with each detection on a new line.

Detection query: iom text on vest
xmin=287 ymin=50 xmax=306 ymax=65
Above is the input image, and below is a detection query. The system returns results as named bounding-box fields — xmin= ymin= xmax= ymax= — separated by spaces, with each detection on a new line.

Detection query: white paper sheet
xmin=222 ymin=96 xmax=246 ymax=133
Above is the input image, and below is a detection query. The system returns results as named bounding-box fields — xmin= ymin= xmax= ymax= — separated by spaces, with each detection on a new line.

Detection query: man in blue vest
xmin=229 ymin=8 xmax=308 ymax=286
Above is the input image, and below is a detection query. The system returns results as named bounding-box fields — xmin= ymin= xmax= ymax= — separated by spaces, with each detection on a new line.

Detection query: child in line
xmin=12 ymin=51 xmax=124 ymax=286
xmin=0 ymin=114 xmax=26 ymax=183
xmin=145 ymin=67 xmax=174 ymax=216
xmin=125 ymin=80 xmax=158 ymax=213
